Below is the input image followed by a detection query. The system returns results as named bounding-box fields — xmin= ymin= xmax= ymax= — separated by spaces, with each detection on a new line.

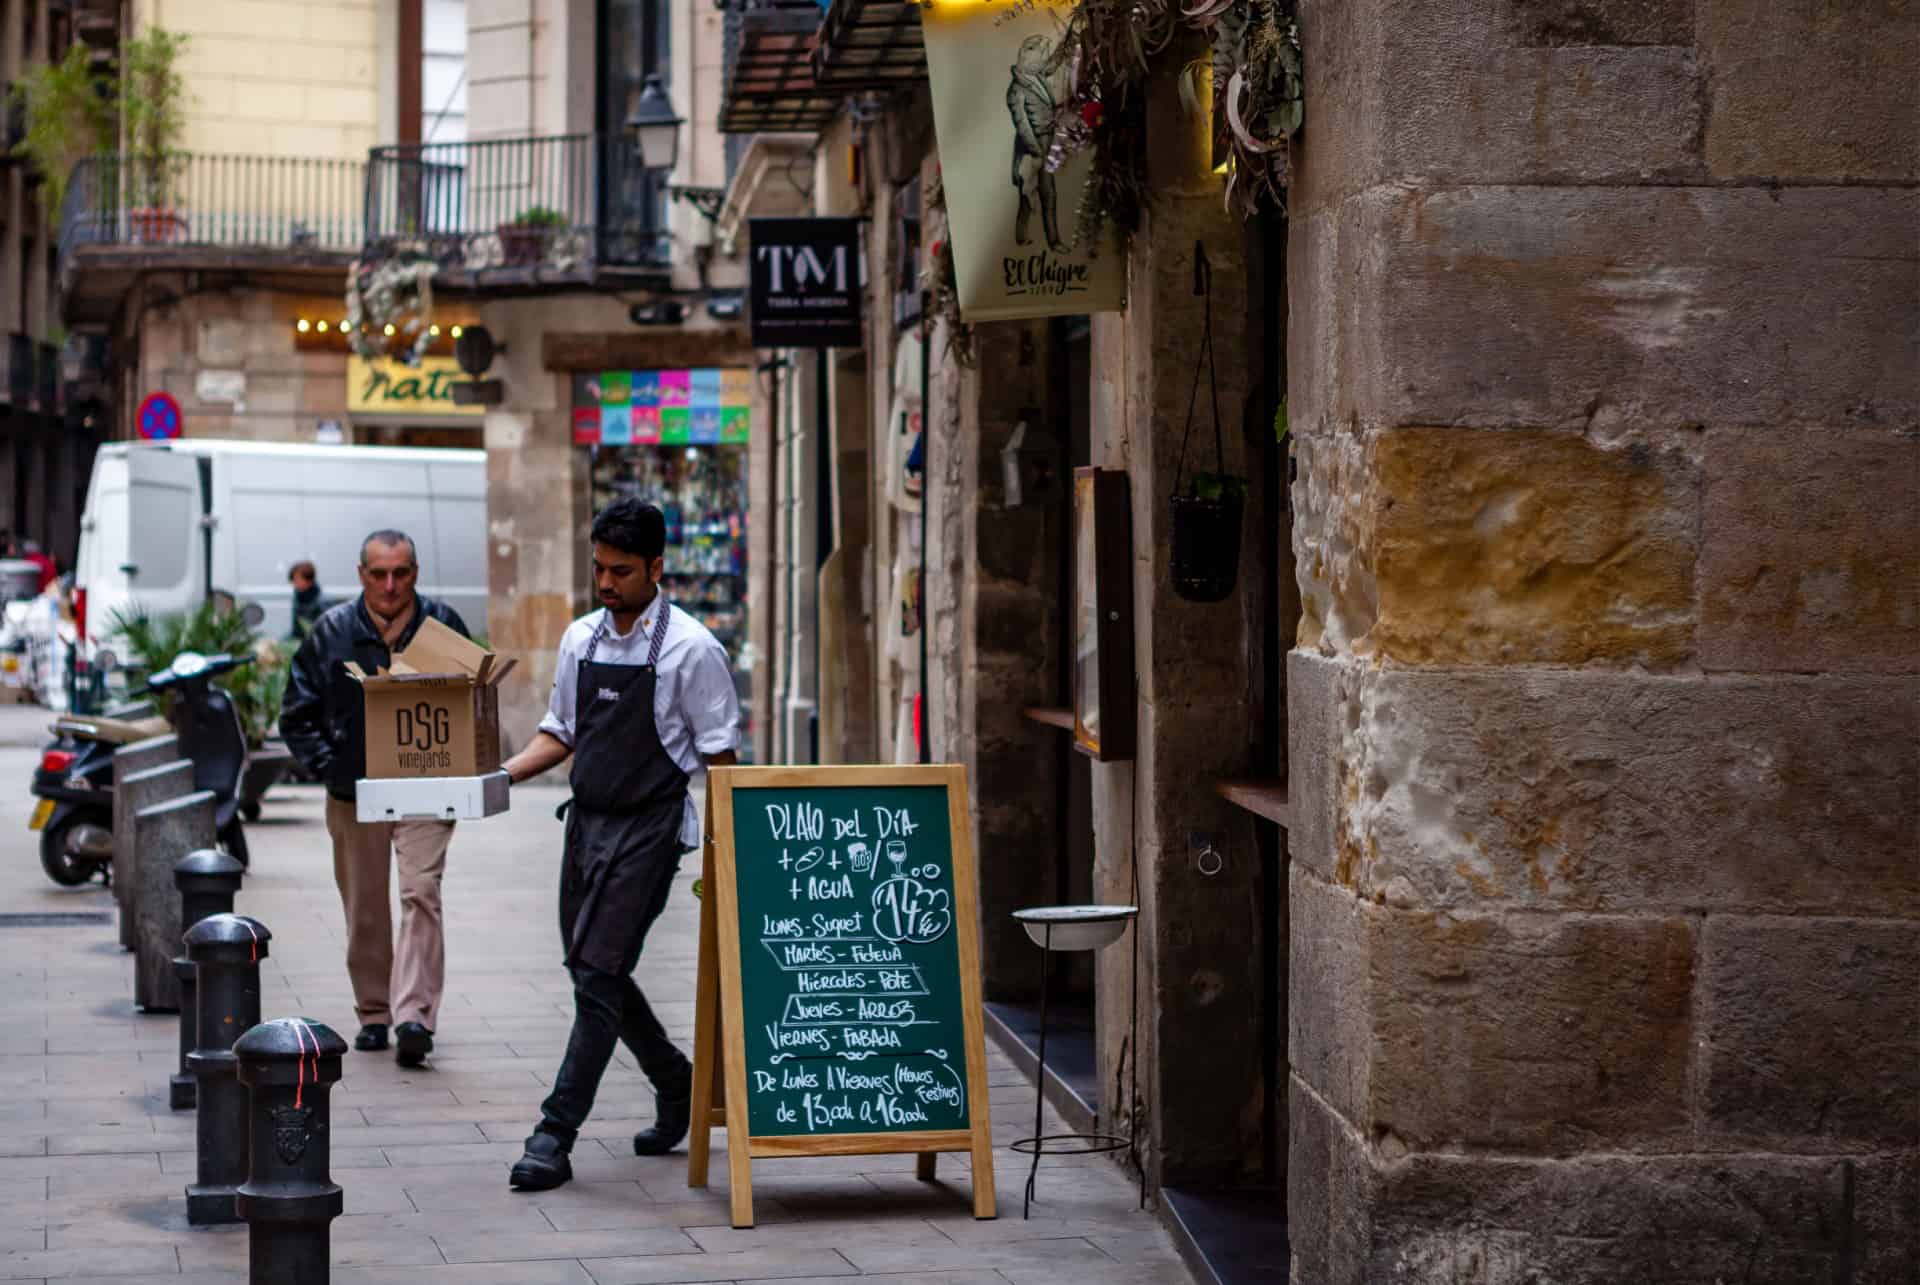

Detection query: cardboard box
xmin=356 ymin=772 xmax=510 ymax=823
xmin=347 ymin=618 xmax=517 ymax=780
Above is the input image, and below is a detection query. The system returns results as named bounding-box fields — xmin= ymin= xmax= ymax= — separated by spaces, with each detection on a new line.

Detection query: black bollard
xmin=185 ymin=914 xmax=270 ymax=1225
xmin=171 ymin=850 xmax=246 ymax=1110
xmin=235 ymin=1018 xmax=347 ymax=1285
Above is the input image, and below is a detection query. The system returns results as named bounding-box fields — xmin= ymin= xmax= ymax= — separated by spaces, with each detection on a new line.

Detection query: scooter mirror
xmin=241 ymin=601 xmax=266 ymax=628
xmin=93 ymin=649 xmax=118 ymax=672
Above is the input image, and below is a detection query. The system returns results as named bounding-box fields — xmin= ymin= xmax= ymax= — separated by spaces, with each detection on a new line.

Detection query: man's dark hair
xmin=288 ymin=560 xmax=317 ymax=583
xmin=360 ymin=529 xmax=416 ymax=566
xmin=590 ymin=499 xmax=666 ymax=560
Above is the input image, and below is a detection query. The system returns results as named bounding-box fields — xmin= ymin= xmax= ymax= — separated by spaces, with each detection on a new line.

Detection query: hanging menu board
xmin=689 ymin=765 xmax=996 ymax=1228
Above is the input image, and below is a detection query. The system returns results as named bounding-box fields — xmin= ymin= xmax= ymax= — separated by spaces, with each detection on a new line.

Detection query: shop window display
xmin=577 ymin=368 xmax=754 ymax=760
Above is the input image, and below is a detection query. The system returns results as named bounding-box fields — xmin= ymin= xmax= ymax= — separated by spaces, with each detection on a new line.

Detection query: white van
xmin=75 ymin=440 xmax=488 ymax=647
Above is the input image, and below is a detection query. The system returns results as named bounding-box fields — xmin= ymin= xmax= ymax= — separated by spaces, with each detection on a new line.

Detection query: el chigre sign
xmin=346 ymin=356 xmax=484 ymax=419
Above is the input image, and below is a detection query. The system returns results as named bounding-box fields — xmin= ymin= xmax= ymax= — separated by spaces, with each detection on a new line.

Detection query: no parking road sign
xmin=136 ymin=391 xmax=182 ymax=440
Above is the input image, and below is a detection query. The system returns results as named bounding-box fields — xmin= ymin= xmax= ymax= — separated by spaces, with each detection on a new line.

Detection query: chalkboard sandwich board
xmin=689 ymin=764 xmax=996 ymax=1228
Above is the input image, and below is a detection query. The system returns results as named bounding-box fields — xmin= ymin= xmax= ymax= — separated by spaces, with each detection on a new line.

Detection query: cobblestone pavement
xmin=0 ymin=704 xmax=1190 ymax=1283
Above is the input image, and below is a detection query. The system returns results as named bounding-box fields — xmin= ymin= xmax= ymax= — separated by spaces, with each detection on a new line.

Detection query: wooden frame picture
xmin=689 ymin=764 xmax=997 ymax=1228
xmin=1073 ymin=467 xmax=1135 ymax=760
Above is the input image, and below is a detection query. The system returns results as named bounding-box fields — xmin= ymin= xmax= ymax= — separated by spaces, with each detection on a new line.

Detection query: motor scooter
xmin=30 ymin=650 xmax=255 ymax=886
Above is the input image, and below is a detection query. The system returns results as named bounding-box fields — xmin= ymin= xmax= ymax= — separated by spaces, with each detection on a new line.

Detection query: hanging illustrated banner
xmin=572 ymin=369 xmax=752 ymax=446
xmin=921 ymin=0 xmax=1125 ymax=322
xmin=748 ymin=218 xmax=864 ymax=349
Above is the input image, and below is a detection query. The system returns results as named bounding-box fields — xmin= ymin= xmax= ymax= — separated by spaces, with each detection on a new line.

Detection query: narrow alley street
xmin=0 ymin=704 xmax=1189 ymax=1284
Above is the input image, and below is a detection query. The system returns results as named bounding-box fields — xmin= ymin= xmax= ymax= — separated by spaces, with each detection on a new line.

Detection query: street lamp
xmin=626 ymin=73 xmax=683 ymax=171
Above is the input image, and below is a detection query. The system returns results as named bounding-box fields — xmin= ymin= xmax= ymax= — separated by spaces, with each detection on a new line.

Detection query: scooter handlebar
xmin=147 ymin=652 xmax=255 ymax=689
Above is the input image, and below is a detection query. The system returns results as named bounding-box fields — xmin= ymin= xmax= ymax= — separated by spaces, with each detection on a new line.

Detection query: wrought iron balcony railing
xmin=363 ymin=133 xmax=668 ymax=278
xmin=57 ymin=152 xmax=366 ymax=265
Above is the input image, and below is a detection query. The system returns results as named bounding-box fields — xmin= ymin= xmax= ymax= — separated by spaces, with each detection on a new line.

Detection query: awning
xmin=813 ymin=0 xmax=927 ymax=88
xmin=720 ymin=3 xmax=841 ymax=135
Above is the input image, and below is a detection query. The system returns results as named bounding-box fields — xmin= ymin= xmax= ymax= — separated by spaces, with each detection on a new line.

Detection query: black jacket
xmin=279 ymin=594 xmax=472 ymax=801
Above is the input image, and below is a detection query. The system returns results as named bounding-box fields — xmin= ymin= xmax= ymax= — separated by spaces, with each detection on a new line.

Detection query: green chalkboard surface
xmin=723 ymin=782 xmax=973 ymax=1138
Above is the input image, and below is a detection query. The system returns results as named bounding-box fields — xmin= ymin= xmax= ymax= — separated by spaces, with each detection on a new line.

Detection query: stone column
xmin=132 ymin=790 xmax=218 ymax=1012
xmin=113 ymin=737 xmax=181 ymax=949
xmin=1285 ymin=0 xmax=1918 ymax=1278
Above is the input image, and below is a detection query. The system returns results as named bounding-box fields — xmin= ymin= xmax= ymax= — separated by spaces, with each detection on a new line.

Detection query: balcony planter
xmin=129 ymin=206 xmax=185 ymax=243
xmin=497 ymin=206 xmax=568 ymax=267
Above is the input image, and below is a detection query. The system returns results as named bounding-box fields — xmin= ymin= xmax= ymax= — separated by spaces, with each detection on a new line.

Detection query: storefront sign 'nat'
xmin=346 ymin=356 xmax=484 ymax=419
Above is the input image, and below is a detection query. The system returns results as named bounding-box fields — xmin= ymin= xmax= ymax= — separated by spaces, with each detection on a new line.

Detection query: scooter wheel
xmin=40 ymin=815 xmax=104 ymax=887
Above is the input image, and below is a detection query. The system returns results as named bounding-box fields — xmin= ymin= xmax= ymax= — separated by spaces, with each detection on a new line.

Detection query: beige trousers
xmin=325 ymin=797 xmax=454 ymax=1031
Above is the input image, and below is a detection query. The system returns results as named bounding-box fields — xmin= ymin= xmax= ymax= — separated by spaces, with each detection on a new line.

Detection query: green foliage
xmin=511 ymin=205 xmax=570 ymax=228
xmin=121 ymin=27 xmax=190 ymax=206
xmin=1274 ymin=396 xmax=1289 ymax=442
xmin=111 ymin=602 xmax=290 ymax=749
xmin=8 ymin=44 xmax=114 ymax=220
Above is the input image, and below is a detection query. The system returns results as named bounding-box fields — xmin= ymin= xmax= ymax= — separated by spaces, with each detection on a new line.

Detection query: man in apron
xmin=499 ymin=499 xmax=740 ymax=1191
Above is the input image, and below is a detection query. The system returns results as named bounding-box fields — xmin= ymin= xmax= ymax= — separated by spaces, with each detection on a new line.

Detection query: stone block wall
xmin=1286 ymin=0 xmax=1918 ymax=1278
xmin=131 ymin=287 xmax=352 ymax=443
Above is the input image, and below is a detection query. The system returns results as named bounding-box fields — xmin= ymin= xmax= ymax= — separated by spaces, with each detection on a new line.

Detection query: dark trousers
xmin=537 ymin=838 xmax=690 ymax=1150
xmin=536 ymin=965 xmax=690 ymax=1149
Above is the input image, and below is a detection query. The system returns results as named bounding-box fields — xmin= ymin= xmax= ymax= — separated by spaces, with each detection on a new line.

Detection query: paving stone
xmin=579 ymin=1247 xmax=856 ymax=1284
xmin=844 ymin=1236 xmax=1119 ymax=1273
xmin=438 ymin=1227 xmax=695 ymax=1263
xmin=686 ymin=1219 xmax=953 ymax=1253
xmin=0 ymin=1244 xmax=178 ymax=1279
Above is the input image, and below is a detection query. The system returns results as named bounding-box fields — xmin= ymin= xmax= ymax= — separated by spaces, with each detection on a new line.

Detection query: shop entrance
xmin=352 ymin=423 xmax=481 ymax=449
xmin=985 ymin=315 xmax=1099 ymax=1117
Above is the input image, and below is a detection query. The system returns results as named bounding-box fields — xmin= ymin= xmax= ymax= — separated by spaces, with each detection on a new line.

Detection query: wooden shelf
xmin=1022 ymin=706 xmax=1074 ymax=731
xmin=1215 ymin=778 xmax=1291 ymax=829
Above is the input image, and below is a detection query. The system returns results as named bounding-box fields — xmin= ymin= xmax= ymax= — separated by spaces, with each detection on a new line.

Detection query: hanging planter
xmin=1168 ymin=242 xmax=1245 ymax=604
xmin=1170 ymin=476 xmax=1246 ymax=602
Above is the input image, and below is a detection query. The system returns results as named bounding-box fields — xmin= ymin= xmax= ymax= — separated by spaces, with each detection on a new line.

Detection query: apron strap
xmin=645 ymin=598 xmax=672 ymax=668
xmin=582 ymin=598 xmax=671 ymax=669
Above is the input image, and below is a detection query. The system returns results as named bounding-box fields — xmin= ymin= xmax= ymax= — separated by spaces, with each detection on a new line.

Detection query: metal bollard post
xmin=235 ymin=1018 xmax=347 ymax=1285
xmin=185 ymin=914 xmax=270 ymax=1225
xmin=171 ymin=850 xmax=246 ymax=1110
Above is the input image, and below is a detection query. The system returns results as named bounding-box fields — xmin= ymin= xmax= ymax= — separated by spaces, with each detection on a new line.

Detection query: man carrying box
xmin=499 ymin=499 xmax=740 ymax=1192
xmin=280 ymin=529 xmax=473 ymax=1068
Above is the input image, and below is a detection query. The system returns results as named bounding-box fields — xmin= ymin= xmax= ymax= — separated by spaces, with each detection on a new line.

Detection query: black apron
xmin=558 ymin=604 xmax=689 ymax=975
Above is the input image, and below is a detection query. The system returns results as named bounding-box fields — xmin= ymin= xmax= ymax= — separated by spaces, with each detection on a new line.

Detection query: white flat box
xmin=356 ymin=773 xmax=510 ymax=823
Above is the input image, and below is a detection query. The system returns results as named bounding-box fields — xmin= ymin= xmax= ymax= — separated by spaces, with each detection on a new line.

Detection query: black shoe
xmin=633 ymin=1065 xmax=694 ymax=1157
xmin=509 ymin=1133 xmax=572 ymax=1191
xmin=354 ymin=1024 xmax=389 ymax=1052
xmin=394 ymin=1022 xmax=433 ymax=1068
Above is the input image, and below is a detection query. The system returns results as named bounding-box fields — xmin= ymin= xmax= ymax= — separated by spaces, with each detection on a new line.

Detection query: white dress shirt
xmin=537 ymin=598 xmax=740 ymax=848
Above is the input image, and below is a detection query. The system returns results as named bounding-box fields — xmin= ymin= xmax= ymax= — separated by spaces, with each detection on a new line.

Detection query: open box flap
xmin=392 ymin=617 xmax=492 ymax=679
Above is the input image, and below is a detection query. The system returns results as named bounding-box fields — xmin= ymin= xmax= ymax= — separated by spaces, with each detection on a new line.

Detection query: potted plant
xmin=120 ymin=27 xmax=190 ymax=244
xmin=497 ymin=205 xmax=568 ymax=267
xmin=8 ymin=43 xmax=114 ymax=223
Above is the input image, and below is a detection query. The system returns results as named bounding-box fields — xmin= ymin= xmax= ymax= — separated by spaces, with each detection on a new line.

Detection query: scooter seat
xmin=51 ymin=714 xmax=173 ymax=745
